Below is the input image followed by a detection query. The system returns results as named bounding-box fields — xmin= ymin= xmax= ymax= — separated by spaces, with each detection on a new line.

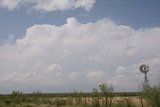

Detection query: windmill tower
xmin=139 ymin=64 xmax=150 ymax=89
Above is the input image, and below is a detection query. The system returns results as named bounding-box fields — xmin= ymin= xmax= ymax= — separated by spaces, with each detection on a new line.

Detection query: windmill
xmin=139 ymin=64 xmax=150 ymax=89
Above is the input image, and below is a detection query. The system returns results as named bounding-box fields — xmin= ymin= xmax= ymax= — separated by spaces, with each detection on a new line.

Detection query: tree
xmin=98 ymin=83 xmax=114 ymax=107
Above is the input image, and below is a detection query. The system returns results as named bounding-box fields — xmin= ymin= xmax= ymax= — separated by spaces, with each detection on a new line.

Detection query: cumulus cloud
xmin=124 ymin=46 xmax=139 ymax=58
xmin=0 ymin=17 xmax=160 ymax=93
xmin=86 ymin=70 xmax=105 ymax=80
xmin=0 ymin=0 xmax=21 ymax=10
xmin=0 ymin=0 xmax=95 ymax=12
xmin=46 ymin=64 xmax=62 ymax=72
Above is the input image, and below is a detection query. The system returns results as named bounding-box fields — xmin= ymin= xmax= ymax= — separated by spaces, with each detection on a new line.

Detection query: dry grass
xmin=113 ymin=97 xmax=150 ymax=107
xmin=51 ymin=96 xmax=151 ymax=107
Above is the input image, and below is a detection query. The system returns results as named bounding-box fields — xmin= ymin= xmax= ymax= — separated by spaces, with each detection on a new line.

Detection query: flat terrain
xmin=0 ymin=96 xmax=151 ymax=107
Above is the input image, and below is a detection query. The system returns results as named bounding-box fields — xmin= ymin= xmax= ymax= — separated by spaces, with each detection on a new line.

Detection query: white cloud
xmin=0 ymin=0 xmax=95 ymax=12
xmin=0 ymin=17 xmax=160 ymax=93
xmin=83 ymin=55 xmax=104 ymax=63
xmin=0 ymin=0 xmax=21 ymax=10
xmin=86 ymin=70 xmax=105 ymax=79
xmin=124 ymin=46 xmax=139 ymax=58
xmin=112 ymin=65 xmax=142 ymax=91
xmin=47 ymin=64 xmax=62 ymax=72
xmin=74 ymin=0 xmax=95 ymax=11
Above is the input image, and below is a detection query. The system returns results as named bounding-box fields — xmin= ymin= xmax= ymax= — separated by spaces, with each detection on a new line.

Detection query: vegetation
xmin=0 ymin=80 xmax=159 ymax=107
xmin=141 ymin=78 xmax=160 ymax=107
xmin=99 ymin=83 xmax=114 ymax=107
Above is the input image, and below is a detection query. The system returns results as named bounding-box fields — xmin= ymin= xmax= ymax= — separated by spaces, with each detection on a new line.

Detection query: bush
xmin=4 ymin=99 xmax=11 ymax=105
xmin=142 ymin=85 xmax=160 ymax=107
xmin=10 ymin=91 xmax=24 ymax=104
xmin=92 ymin=88 xmax=100 ymax=107
xmin=99 ymin=83 xmax=114 ymax=107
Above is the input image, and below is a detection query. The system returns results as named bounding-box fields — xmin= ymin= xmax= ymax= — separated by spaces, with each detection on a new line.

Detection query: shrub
xmin=72 ymin=90 xmax=83 ymax=105
xmin=92 ymin=88 xmax=100 ymax=107
xmin=142 ymin=85 xmax=160 ymax=107
xmin=4 ymin=99 xmax=11 ymax=105
xmin=99 ymin=83 xmax=114 ymax=107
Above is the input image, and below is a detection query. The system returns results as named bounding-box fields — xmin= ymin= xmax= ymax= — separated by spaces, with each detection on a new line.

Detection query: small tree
xmin=73 ymin=90 xmax=82 ymax=105
xmin=92 ymin=88 xmax=100 ymax=107
xmin=99 ymin=83 xmax=114 ymax=107
xmin=142 ymin=77 xmax=160 ymax=107
xmin=10 ymin=91 xmax=23 ymax=104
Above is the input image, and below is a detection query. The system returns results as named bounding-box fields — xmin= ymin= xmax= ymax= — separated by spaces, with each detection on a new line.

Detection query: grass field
xmin=0 ymin=82 xmax=159 ymax=107
xmin=0 ymin=92 xmax=152 ymax=107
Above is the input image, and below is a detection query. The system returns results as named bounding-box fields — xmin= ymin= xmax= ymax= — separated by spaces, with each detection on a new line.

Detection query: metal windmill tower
xmin=139 ymin=64 xmax=150 ymax=89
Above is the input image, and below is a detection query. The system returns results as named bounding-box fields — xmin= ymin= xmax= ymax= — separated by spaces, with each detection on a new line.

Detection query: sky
xmin=0 ymin=0 xmax=160 ymax=94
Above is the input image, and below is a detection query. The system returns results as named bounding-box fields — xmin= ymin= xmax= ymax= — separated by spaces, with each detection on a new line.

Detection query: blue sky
xmin=1 ymin=0 xmax=160 ymax=42
xmin=0 ymin=0 xmax=160 ymax=93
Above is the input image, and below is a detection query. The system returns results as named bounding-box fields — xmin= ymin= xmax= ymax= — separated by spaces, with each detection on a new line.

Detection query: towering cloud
xmin=0 ymin=17 xmax=160 ymax=93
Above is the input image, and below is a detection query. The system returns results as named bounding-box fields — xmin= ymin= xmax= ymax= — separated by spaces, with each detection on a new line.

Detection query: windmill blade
xmin=140 ymin=64 xmax=149 ymax=73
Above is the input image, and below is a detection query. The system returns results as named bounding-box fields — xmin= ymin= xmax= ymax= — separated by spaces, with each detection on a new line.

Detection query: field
xmin=0 ymin=92 xmax=151 ymax=107
xmin=0 ymin=82 xmax=159 ymax=107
